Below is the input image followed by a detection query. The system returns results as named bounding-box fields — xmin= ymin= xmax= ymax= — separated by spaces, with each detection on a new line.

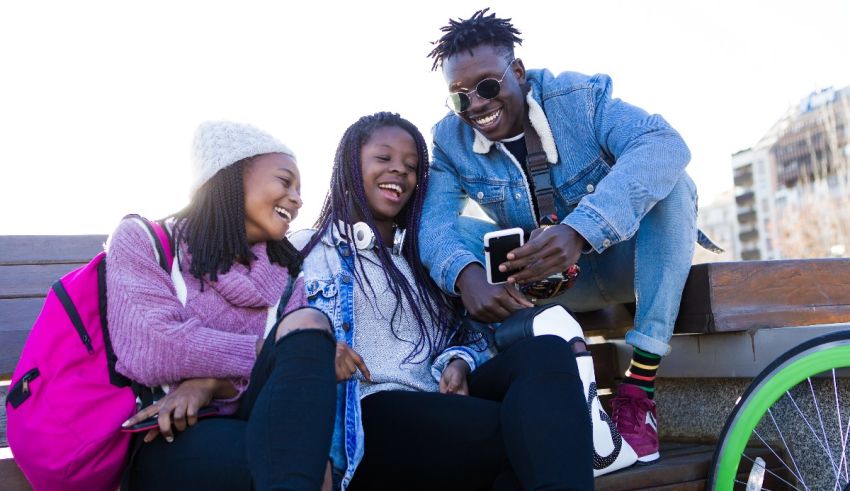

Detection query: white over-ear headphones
xmin=350 ymin=222 xmax=406 ymax=256
xmin=352 ymin=222 xmax=376 ymax=250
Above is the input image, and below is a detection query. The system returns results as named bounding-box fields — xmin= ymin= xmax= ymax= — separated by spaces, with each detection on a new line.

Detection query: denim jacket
xmin=290 ymin=226 xmax=487 ymax=490
xmin=420 ymin=69 xmax=696 ymax=295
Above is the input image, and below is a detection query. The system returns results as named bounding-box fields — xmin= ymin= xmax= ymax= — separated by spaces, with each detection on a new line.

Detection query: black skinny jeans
xmin=124 ymin=321 xmax=337 ymax=491
xmin=348 ymin=335 xmax=594 ymax=491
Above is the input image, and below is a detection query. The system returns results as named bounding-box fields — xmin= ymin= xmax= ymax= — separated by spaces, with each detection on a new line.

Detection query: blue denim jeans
xmin=458 ymin=175 xmax=697 ymax=356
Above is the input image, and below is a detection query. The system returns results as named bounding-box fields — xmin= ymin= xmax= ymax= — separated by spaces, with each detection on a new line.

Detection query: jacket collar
xmin=471 ymin=88 xmax=559 ymax=165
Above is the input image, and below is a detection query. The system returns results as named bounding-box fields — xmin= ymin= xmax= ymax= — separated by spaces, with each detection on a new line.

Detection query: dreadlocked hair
xmin=428 ymin=8 xmax=523 ymax=71
xmin=172 ymin=157 xmax=302 ymax=285
xmin=303 ymin=112 xmax=478 ymax=363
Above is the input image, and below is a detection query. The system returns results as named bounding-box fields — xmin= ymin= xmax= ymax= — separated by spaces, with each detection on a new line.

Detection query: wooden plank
xmin=0 ymin=263 xmax=86 ymax=299
xmin=0 ymin=235 xmax=105 ymax=266
xmin=0 ymin=457 xmax=31 ymax=491
xmin=595 ymin=443 xmax=788 ymax=490
xmin=595 ymin=443 xmax=715 ymax=490
xmin=677 ymin=260 xmax=850 ymax=333
xmin=576 ymin=304 xmax=635 ymax=338
xmin=588 ymin=342 xmax=619 ymax=390
xmin=0 ymin=298 xmax=44 ymax=333
xmin=0 ymin=331 xmax=29 ymax=379
xmin=1 ymin=386 xmax=6 ymax=447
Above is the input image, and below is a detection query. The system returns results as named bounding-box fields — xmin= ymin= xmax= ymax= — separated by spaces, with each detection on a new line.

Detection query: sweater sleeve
xmin=106 ymin=219 xmax=258 ymax=387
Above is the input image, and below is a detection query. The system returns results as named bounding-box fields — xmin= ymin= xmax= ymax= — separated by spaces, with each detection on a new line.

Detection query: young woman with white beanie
xmin=109 ymin=121 xmax=337 ymax=490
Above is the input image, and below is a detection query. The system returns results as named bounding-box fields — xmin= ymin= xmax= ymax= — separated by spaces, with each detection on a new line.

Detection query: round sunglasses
xmin=446 ymin=61 xmax=516 ymax=113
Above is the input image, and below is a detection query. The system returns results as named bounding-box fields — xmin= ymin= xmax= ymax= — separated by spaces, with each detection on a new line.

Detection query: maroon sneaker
xmin=611 ymin=384 xmax=660 ymax=464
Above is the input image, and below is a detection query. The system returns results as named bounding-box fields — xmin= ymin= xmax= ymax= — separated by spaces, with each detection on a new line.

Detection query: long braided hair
xmin=428 ymin=8 xmax=523 ymax=71
xmin=303 ymin=112 xmax=473 ymax=363
xmin=172 ymin=156 xmax=302 ymax=284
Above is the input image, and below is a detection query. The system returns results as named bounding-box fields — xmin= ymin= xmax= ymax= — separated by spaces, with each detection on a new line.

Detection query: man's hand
xmin=456 ymin=264 xmax=533 ymax=323
xmin=439 ymin=358 xmax=471 ymax=396
xmin=335 ymin=342 xmax=371 ymax=383
xmin=500 ymin=224 xmax=586 ymax=284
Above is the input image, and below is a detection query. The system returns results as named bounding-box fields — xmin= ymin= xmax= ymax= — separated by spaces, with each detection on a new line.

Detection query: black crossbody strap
xmin=521 ymin=84 xmax=559 ymax=226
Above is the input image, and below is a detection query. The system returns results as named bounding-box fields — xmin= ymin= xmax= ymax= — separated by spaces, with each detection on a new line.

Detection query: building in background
xmin=694 ymin=189 xmax=738 ymax=263
xmin=729 ymin=86 xmax=850 ymax=260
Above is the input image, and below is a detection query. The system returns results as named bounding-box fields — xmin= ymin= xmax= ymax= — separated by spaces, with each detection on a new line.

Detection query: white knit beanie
xmin=190 ymin=121 xmax=296 ymax=196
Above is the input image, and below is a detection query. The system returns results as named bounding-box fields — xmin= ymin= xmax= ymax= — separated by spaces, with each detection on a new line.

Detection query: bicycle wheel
xmin=710 ymin=330 xmax=850 ymax=491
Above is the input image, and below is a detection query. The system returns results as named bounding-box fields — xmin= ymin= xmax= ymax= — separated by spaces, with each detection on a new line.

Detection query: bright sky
xmin=2 ymin=1 xmax=849 ymax=234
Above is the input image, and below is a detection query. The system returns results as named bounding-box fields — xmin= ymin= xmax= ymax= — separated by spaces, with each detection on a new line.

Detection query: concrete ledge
xmin=612 ymin=322 xmax=850 ymax=378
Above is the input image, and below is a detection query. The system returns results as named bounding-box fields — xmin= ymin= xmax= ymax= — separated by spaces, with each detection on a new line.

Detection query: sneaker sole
xmin=635 ymin=452 xmax=660 ymax=465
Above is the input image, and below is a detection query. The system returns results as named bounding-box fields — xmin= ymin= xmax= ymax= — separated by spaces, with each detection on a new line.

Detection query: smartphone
xmin=121 ymin=406 xmax=219 ymax=433
xmin=484 ymin=228 xmax=524 ymax=285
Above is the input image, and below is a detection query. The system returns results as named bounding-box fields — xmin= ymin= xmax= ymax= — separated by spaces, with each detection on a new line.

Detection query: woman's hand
xmin=440 ymin=358 xmax=471 ymax=396
xmin=122 ymin=378 xmax=224 ymax=443
xmin=336 ymin=342 xmax=371 ymax=383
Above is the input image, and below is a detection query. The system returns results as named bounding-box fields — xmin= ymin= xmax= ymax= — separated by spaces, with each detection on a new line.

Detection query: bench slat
xmin=677 ymin=260 xmax=850 ymax=333
xmin=594 ymin=443 xmax=785 ymax=490
xmin=0 ymin=264 xmax=88 ymax=299
xmin=0 ymin=457 xmax=31 ymax=491
xmin=0 ymin=298 xmax=44 ymax=333
xmin=0 ymin=331 xmax=29 ymax=379
xmin=0 ymin=236 xmax=105 ymax=266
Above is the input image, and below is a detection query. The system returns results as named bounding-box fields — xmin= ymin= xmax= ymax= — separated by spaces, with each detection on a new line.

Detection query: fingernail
xmin=166 ymin=436 xmax=174 ymax=443
xmin=121 ymin=419 xmax=130 ymax=427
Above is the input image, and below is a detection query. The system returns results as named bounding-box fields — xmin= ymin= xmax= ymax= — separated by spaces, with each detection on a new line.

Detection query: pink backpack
xmin=5 ymin=216 xmax=173 ymax=491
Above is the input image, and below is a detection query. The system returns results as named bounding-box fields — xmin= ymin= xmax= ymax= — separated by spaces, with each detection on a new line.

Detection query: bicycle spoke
xmin=741 ymin=452 xmax=804 ymax=491
xmin=785 ymin=387 xmax=842 ymax=480
xmin=832 ymin=369 xmax=849 ymax=484
xmin=753 ymin=426 xmax=807 ymax=487
xmin=767 ymin=407 xmax=810 ymax=488
xmin=810 ymin=377 xmax=838 ymax=473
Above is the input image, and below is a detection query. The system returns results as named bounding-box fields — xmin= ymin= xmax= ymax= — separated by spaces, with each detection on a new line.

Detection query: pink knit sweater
xmin=105 ymin=219 xmax=306 ymax=411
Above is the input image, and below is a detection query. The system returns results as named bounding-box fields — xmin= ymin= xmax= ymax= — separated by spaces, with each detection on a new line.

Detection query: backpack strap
xmin=122 ymin=214 xmax=174 ymax=273
xmin=521 ymin=84 xmax=559 ymax=227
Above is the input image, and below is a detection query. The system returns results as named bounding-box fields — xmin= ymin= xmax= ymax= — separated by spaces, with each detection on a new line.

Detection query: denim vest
xmin=420 ymin=69 xmax=702 ymax=295
xmin=290 ymin=227 xmax=486 ymax=490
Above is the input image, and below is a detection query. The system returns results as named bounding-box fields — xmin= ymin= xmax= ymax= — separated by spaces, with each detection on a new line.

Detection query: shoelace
xmin=612 ymin=395 xmax=652 ymax=433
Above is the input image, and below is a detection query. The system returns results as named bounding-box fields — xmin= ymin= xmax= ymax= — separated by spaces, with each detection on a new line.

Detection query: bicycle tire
xmin=709 ymin=329 xmax=850 ymax=490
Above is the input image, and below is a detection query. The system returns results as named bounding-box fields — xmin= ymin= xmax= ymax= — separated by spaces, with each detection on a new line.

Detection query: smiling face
xmin=442 ymin=44 xmax=526 ymax=141
xmin=359 ymin=125 xmax=418 ymax=232
xmin=243 ymin=153 xmax=302 ymax=244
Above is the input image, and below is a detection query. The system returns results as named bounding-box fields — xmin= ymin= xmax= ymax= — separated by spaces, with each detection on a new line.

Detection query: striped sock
xmin=623 ymin=347 xmax=661 ymax=399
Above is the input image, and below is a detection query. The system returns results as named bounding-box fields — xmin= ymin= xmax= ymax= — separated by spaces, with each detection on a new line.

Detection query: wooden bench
xmin=1 ymin=235 xmax=107 ymax=491
xmin=3 ymin=234 xmax=850 ymax=490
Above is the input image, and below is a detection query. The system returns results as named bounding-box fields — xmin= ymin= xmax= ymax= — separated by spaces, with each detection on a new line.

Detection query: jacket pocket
xmin=462 ymin=179 xmax=508 ymax=223
xmin=557 ymin=157 xmax=611 ymax=207
xmin=305 ymin=278 xmax=338 ymax=329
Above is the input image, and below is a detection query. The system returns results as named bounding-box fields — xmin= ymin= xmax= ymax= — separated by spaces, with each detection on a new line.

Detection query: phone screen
xmin=487 ymin=233 xmax=522 ymax=284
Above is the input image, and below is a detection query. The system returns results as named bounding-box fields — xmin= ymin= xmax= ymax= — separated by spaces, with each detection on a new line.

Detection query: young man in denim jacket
xmin=420 ymin=9 xmax=710 ymax=464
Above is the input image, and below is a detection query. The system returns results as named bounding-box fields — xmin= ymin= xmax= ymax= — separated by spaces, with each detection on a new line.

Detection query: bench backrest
xmin=0 ymin=235 xmax=107 ymax=380
xmin=4 ymin=235 xmax=850 ymax=378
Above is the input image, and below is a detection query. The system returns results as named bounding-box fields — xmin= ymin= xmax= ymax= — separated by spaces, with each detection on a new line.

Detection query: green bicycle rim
xmin=714 ymin=343 xmax=850 ymax=490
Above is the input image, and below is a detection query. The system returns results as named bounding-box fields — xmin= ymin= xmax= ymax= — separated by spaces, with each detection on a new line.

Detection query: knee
xmin=656 ymin=176 xmax=697 ymax=216
xmin=275 ymin=307 xmax=332 ymax=343
xmin=511 ymin=335 xmax=578 ymax=375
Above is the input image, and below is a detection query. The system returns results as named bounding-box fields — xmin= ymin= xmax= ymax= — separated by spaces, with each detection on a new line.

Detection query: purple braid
xmin=303 ymin=112 xmax=470 ymax=363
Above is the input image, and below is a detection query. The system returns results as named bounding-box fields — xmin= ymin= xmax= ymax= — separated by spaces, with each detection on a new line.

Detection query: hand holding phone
xmin=120 ymin=406 xmax=218 ymax=433
xmin=484 ymin=228 xmax=524 ymax=285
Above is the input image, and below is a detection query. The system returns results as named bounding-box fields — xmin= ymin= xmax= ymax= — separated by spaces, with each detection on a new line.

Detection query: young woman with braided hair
xmin=293 ymin=112 xmax=593 ymax=490
xmin=107 ymin=121 xmax=337 ymax=490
